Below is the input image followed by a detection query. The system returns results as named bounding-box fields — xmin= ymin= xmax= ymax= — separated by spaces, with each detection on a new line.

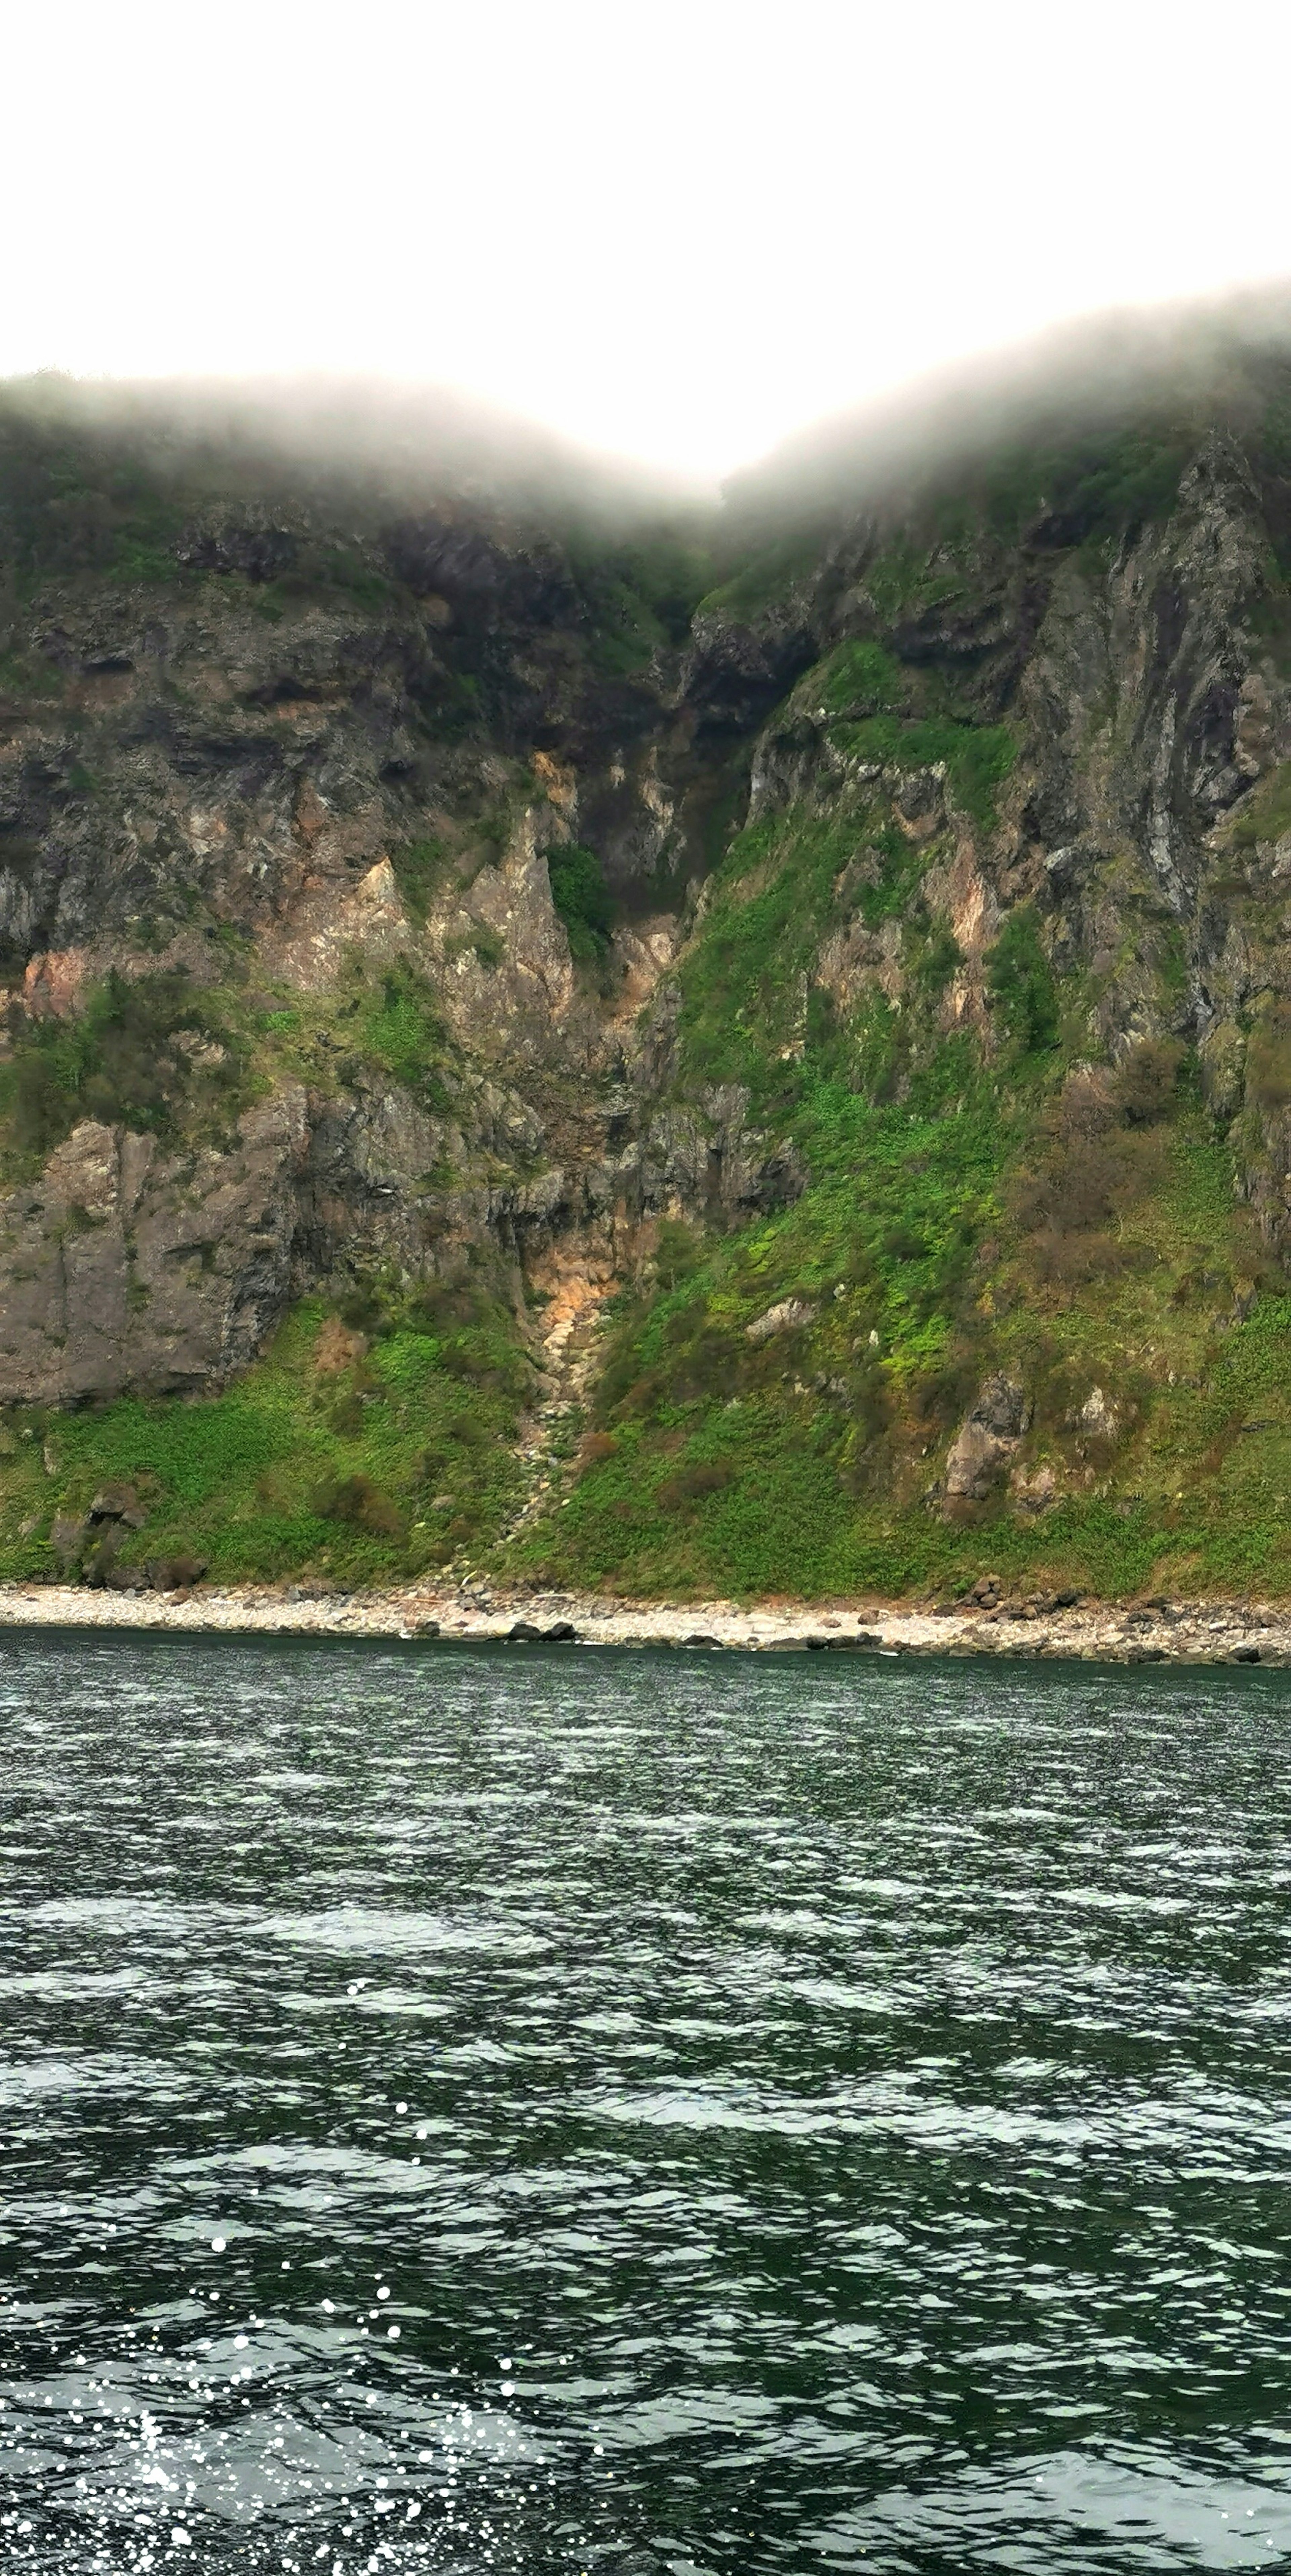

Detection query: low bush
xmin=1245 ymin=1005 xmax=1291 ymax=1112
xmin=1115 ymin=1038 xmax=1185 ymax=1123
xmin=655 ymin=1460 xmax=735 ymax=1512
xmin=313 ymin=1472 xmax=402 ymax=1538
xmin=1 ymin=969 xmax=248 ymax=1165
xmin=548 ymin=844 xmax=614 ymax=960
xmin=985 ymin=907 xmax=1059 ymax=1056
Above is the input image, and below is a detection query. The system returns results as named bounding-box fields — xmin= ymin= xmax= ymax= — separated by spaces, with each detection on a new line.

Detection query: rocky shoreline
xmin=0 ymin=1579 xmax=1288 ymax=1667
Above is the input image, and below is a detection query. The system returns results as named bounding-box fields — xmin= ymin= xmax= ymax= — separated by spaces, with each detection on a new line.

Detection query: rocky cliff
xmin=7 ymin=335 xmax=1291 ymax=1600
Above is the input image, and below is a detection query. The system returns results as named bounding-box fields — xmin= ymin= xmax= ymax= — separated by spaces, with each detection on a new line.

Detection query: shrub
xmin=312 ymin=1473 xmax=402 ymax=1537
xmin=403 ymin=1283 xmax=483 ymax=1332
xmin=548 ymin=844 xmax=614 ymax=960
xmin=830 ymin=714 xmax=1017 ymax=835
xmin=1246 ymin=1006 xmax=1291 ymax=1112
xmin=1229 ymin=762 xmax=1291 ymax=851
xmin=1014 ymin=1139 xmax=1125 ymax=1236
xmin=652 ymin=1219 xmax=705 ymax=1291
xmin=656 ymin=1460 xmax=735 ymax=1512
xmin=2 ymin=969 xmax=245 ymax=1161
xmin=360 ymin=964 xmax=446 ymax=1092
xmin=391 ymin=838 xmax=449 ymax=926
xmin=1115 ymin=1038 xmax=1184 ymax=1124
xmin=817 ymin=639 xmax=906 ymax=716
xmin=986 ymin=907 xmax=1059 ymax=1056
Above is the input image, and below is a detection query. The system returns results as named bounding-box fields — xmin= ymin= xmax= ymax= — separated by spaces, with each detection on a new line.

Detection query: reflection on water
xmin=0 ymin=1633 xmax=1289 ymax=2571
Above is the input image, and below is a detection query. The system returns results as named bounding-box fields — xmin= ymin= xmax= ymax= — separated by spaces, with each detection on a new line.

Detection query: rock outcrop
xmin=7 ymin=337 xmax=1291 ymax=1599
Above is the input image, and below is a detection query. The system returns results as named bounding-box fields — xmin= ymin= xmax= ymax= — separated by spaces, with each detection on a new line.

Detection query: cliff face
xmin=7 ymin=353 xmax=1291 ymax=1598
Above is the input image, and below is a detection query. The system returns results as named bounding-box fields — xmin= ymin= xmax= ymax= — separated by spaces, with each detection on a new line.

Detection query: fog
xmin=727 ymin=285 xmax=1291 ymax=523
xmin=8 ymin=284 xmax=1291 ymax=553
xmin=0 ymin=369 xmax=704 ymax=529
xmin=6 ymin=0 xmax=1291 ymax=481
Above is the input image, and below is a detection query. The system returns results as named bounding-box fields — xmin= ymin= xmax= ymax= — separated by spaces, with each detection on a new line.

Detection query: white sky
xmin=6 ymin=0 xmax=1291 ymax=483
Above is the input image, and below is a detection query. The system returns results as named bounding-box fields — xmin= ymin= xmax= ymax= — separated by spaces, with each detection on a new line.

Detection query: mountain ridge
xmin=5 ymin=316 xmax=1291 ymax=1601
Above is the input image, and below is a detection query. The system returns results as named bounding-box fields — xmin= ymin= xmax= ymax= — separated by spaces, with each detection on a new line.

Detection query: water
xmin=1 ymin=1635 xmax=1289 ymax=2574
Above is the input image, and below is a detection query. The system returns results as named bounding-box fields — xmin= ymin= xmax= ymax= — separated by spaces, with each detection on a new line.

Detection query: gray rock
xmin=944 ymin=1378 xmax=1032 ymax=1504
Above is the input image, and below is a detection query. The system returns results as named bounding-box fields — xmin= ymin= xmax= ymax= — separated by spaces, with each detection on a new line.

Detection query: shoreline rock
xmin=0 ymin=1581 xmax=1286 ymax=1668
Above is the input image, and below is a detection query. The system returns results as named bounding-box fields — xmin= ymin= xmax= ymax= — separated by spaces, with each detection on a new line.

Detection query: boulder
xmin=82 ymin=1527 xmax=122 ymax=1586
xmin=944 ymin=1379 xmax=1031 ymax=1504
xmin=50 ymin=1513 xmax=87 ymax=1572
xmin=146 ymin=1554 xmax=208 ymax=1592
xmin=88 ymin=1482 xmax=148 ymax=1529
xmin=746 ymin=1297 xmax=815 ymax=1345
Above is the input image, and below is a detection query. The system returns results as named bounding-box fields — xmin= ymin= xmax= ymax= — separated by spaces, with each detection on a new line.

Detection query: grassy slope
xmin=505 ymin=1092 xmax=1291 ymax=1607
xmin=499 ymin=715 xmax=1291 ymax=1601
xmin=0 ymin=1297 xmax=527 ymax=1586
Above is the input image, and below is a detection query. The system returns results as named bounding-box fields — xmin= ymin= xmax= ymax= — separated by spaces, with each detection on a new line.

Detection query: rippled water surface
xmin=2 ymin=1633 xmax=1290 ymax=2573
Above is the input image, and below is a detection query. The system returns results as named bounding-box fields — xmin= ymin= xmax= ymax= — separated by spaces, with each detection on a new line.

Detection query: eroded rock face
xmin=0 ymin=1097 xmax=307 ymax=1402
xmin=944 ymin=1378 xmax=1032 ymax=1504
xmin=8 ymin=364 xmax=1291 ymax=1415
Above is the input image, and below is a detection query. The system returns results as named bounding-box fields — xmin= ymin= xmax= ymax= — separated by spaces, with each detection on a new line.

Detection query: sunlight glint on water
xmin=1 ymin=1633 xmax=1289 ymax=2572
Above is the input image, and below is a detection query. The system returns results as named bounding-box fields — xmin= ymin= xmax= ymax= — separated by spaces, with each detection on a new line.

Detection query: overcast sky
xmin=7 ymin=0 xmax=1291 ymax=483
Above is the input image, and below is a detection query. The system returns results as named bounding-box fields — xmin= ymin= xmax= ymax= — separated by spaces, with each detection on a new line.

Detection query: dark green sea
xmin=0 ymin=1632 xmax=1288 ymax=2573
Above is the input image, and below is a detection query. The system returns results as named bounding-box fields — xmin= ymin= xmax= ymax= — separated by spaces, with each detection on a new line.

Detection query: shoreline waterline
xmin=0 ymin=1578 xmax=1287 ymax=1666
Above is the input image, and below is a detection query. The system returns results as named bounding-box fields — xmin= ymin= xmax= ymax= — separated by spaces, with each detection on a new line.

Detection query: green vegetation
xmin=0 ymin=647 xmax=63 ymax=701
xmin=390 ymin=837 xmax=451 ymax=926
xmin=0 ymin=971 xmax=252 ymax=1173
xmin=0 ymin=1289 xmax=530 ymax=1586
xmin=234 ymin=542 xmax=395 ymax=617
xmin=671 ymin=768 xmax=987 ymax=1100
xmin=861 ymin=538 xmax=967 ymax=626
xmin=695 ymin=526 xmax=824 ymax=623
xmin=815 ymin=638 xmax=907 ymax=715
xmin=357 ymin=963 xmax=450 ymax=1099
xmin=830 ymin=711 xmax=1017 ymax=834
xmin=977 ymin=420 xmax=1193 ymax=547
xmin=502 ymin=1040 xmax=1291 ymax=1602
xmin=0 ymin=392 xmax=185 ymax=587
xmin=1228 ymin=760 xmax=1291 ymax=850
xmin=548 ymin=843 xmax=615 ymax=959
xmin=9 ymin=356 xmax=1291 ymax=1609
xmin=571 ymin=528 xmax=715 ymax=674
xmin=985 ymin=906 xmax=1060 ymax=1057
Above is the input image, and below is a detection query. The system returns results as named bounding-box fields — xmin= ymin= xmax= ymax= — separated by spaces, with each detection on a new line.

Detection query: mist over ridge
xmin=726 ymin=281 xmax=1291 ymax=523
xmin=9 ymin=280 xmax=1291 ymax=550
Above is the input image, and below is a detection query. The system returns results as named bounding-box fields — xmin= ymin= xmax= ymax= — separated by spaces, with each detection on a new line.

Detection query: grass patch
xmin=695 ymin=528 xmax=823 ymax=623
xmin=1228 ymin=762 xmax=1291 ymax=850
xmin=356 ymin=963 xmax=451 ymax=1099
xmin=830 ymin=711 xmax=1017 ymax=834
xmin=0 ymin=1295 xmax=529 ymax=1585
xmin=390 ymin=836 xmax=451 ymax=926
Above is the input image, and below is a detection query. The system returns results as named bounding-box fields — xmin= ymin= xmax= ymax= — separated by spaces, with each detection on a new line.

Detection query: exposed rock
xmin=82 ymin=1528 xmax=122 ymax=1586
xmin=88 ymin=1482 xmax=147 ymax=1528
xmin=1078 ymin=1387 xmax=1120 ymax=1442
xmin=0 ymin=1099 xmax=308 ymax=1403
xmin=145 ymin=1554 xmax=209 ymax=1592
xmin=746 ymin=1297 xmax=815 ymax=1344
xmin=1009 ymin=1462 xmax=1058 ymax=1516
xmin=944 ymin=1379 xmax=1032 ymax=1504
xmin=50 ymin=1513 xmax=87 ymax=1570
